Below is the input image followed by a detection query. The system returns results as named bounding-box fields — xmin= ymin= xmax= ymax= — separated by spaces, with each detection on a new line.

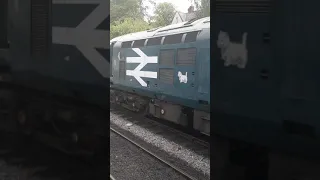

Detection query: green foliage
xmin=110 ymin=0 xmax=156 ymax=24
xmin=110 ymin=0 xmax=144 ymax=23
xmin=110 ymin=18 xmax=152 ymax=40
xmin=151 ymin=2 xmax=176 ymax=27
xmin=193 ymin=0 xmax=210 ymax=18
xmin=110 ymin=0 xmax=157 ymax=39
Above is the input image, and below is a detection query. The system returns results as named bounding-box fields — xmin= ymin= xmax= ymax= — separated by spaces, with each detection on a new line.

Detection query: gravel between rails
xmin=110 ymin=130 xmax=188 ymax=180
xmin=110 ymin=105 xmax=210 ymax=179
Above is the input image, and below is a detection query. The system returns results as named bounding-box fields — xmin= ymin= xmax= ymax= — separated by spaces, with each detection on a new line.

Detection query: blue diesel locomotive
xmin=0 ymin=0 xmax=109 ymax=155
xmin=112 ymin=0 xmax=320 ymax=178
xmin=110 ymin=17 xmax=210 ymax=135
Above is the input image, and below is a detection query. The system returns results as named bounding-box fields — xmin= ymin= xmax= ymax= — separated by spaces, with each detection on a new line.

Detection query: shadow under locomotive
xmin=0 ymin=131 xmax=109 ymax=180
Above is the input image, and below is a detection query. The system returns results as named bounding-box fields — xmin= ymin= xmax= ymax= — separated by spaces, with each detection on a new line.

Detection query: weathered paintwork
xmin=5 ymin=0 xmax=110 ymax=106
xmin=111 ymin=17 xmax=210 ymax=112
xmin=211 ymin=0 xmax=320 ymax=160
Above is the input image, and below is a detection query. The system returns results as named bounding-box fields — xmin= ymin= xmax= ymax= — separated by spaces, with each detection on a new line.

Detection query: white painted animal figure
xmin=178 ymin=71 xmax=188 ymax=83
xmin=217 ymin=31 xmax=248 ymax=69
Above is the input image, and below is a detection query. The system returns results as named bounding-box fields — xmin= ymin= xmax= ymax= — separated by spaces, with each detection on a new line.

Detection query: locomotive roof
xmin=110 ymin=16 xmax=210 ymax=43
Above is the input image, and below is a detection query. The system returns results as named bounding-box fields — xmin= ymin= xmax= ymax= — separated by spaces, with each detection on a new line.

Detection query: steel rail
xmin=110 ymin=174 xmax=116 ymax=180
xmin=146 ymin=117 xmax=209 ymax=148
xmin=110 ymin=127 xmax=198 ymax=180
xmin=110 ymin=103 xmax=209 ymax=148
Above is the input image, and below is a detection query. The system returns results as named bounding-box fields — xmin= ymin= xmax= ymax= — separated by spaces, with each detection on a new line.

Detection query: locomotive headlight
xmin=161 ymin=109 xmax=165 ymax=115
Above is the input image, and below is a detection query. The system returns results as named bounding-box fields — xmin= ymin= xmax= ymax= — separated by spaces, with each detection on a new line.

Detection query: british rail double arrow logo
xmin=126 ymin=48 xmax=158 ymax=87
xmin=52 ymin=0 xmax=110 ymax=78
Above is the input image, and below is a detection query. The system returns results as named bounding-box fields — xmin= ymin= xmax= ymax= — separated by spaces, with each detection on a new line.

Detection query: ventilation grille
xmin=215 ymin=0 xmax=271 ymax=14
xmin=159 ymin=49 xmax=175 ymax=66
xmin=31 ymin=0 xmax=50 ymax=58
xmin=159 ymin=69 xmax=174 ymax=84
xmin=119 ymin=61 xmax=126 ymax=80
xmin=177 ymin=48 xmax=196 ymax=65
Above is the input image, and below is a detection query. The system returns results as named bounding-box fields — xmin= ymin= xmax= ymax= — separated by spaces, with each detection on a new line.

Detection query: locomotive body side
xmin=0 ymin=0 xmax=110 ymax=155
xmin=211 ymin=0 xmax=320 ymax=159
xmin=111 ymin=17 xmax=210 ymax=135
xmin=8 ymin=0 xmax=110 ymax=107
xmin=209 ymin=1 xmax=320 ymax=179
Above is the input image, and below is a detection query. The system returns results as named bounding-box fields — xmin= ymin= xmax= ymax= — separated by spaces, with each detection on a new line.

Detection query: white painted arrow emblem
xmin=126 ymin=48 xmax=158 ymax=87
xmin=52 ymin=0 xmax=110 ymax=78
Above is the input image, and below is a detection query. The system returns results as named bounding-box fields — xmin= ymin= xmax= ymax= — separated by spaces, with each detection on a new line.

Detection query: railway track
xmin=110 ymin=127 xmax=199 ymax=180
xmin=110 ymin=174 xmax=116 ymax=180
xmin=110 ymin=103 xmax=209 ymax=148
xmin=145 ymin=115 xmax=209 ymax=148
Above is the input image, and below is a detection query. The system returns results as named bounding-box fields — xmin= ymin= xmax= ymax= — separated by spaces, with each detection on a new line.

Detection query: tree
xmin=193 ymin=0 xmax=210 ymax=18
xmin=110 ymin=0 xmax=155 ymax=24
xmin=152 ymin=2 xmax=176 ymax=27
xmin=110 ymin=0 xmax=144 ymax=24
xmin=110 ymin=18 xmax=151 ymax=40
xmin=110 ymin=0 xmax=156 ymax=39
